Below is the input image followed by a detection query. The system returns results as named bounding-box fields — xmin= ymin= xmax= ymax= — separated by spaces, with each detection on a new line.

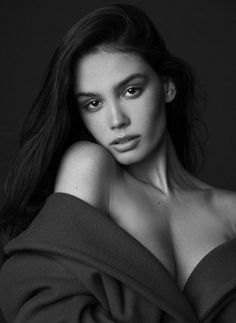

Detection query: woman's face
xmin=75 ymin=50 xmax=175 ymax=165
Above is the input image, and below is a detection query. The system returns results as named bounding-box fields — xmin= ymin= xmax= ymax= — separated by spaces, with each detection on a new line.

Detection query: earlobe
xmin=164 ymin=80 xmax=176 ymax=103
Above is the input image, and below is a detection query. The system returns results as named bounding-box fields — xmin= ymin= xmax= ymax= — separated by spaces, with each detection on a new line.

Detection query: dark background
xmin=0 ymin=0 xmax=236 ymax=201
xmin=0 ymin=1 xmax=235 ymax=321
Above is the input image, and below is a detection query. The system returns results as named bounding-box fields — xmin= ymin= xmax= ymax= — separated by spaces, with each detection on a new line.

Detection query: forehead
xmin=75 ymin=51 xmax=156 ymax=91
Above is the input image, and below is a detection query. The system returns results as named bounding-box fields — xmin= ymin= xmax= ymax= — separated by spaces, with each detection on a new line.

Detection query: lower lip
xmin=110 ymin=136 xmax=140 ymax=152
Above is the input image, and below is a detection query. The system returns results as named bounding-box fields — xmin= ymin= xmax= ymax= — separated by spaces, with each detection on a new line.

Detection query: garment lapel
xmin=4 ymin=193 xmax=198 ymax=322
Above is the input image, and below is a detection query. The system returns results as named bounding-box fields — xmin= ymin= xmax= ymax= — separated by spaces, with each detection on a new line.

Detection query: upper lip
xmin=110 ymin=135 xmax=140 ymax=145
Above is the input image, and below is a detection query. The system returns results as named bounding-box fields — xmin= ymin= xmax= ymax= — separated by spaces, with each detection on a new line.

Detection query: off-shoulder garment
xmin=0 ymin=193 xmax=236 ymax=322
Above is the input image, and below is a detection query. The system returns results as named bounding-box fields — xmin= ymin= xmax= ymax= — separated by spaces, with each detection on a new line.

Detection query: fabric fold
xmin=3 ymin=192 xmax=198 ymax=322
xmin=1 ymin=192 xmax=236 ymax=322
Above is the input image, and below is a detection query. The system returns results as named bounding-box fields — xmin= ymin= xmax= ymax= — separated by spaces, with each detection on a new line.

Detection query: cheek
xmin=135 ymin=90 xmax=165 ymax=129
xmin=81 ymin=115 xmax=107 ymax=139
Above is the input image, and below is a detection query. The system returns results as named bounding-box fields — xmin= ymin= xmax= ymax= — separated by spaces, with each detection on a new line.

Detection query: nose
xmin=109 ymin=101 xmax=130 ymax=130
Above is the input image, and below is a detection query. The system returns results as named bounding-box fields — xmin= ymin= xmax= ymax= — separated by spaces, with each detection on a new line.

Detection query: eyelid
xmin=78 ymin=80 xmax=146 ymax=110
xmin=123 ymin=85 xmax=143 ymax=97
xmin=80 ymin=98 xmax=103 ymax=112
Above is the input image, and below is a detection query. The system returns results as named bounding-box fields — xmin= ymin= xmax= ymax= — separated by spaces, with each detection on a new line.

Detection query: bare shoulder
xmin=211 ymin=187 xmax=236 ymax=211
xmin=54 ymin=141 xmax=119 ymax=214
xmin=210 ymin=187 xmax=236 ymax=231
xmin=58 ymin=140 xmax=114 ymax=162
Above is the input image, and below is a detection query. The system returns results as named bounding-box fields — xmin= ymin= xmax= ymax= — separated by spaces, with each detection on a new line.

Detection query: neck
xmin=123 ymin=133 xmax=202 ymax=195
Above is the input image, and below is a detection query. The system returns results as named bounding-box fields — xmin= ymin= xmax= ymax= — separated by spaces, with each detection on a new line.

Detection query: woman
xmin=0 ymin=4 xmax=236 ymax=322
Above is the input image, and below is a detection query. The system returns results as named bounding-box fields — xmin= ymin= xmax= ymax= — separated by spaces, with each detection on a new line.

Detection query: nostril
xmin=110 ymin=113 xmax=130 ymax=130
xmin=111 ymin=118 xmax=130 ymax=130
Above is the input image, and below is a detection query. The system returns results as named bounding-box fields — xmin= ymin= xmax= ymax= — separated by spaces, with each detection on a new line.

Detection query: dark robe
xmin=0 ymin=193 xmax=236 ymax=322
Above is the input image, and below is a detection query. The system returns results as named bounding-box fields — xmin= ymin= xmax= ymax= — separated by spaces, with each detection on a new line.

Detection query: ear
xmin=163 ymin=79 xmax=176 ymax=103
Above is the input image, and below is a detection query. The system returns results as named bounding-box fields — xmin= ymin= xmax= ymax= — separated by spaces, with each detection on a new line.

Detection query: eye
xmin=84 ymin=99 xmax=103 ymax=112
xmin=124 ymin=86 xmax=142 ymax=98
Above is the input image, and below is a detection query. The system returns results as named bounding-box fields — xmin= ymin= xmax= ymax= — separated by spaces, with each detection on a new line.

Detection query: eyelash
xmin=82 ymin=86 xmax=143 ymax=112
xmin=124 ymin=86 xmax=142 ymax=97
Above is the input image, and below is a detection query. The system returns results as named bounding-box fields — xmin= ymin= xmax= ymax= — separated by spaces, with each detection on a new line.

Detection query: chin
xmin=110 ymin=148 xmax=147 ymax=166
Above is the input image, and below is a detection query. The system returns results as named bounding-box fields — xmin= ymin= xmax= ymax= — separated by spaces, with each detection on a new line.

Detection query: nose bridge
xmin=108 ymin=97 xmax=130 ymax=129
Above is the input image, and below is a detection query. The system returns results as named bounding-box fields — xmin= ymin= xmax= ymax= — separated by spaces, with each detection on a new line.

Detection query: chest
xmin=109 ymin=179 xmax=233 ymax=290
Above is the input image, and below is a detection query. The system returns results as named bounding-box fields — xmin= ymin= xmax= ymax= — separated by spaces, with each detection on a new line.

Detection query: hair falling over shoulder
xmin=0 ymin=4 xmax=208 ymax=244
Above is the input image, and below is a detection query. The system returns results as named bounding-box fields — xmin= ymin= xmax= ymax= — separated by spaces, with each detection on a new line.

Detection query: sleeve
xmin=0 ymin=252 xmax=115 ymax=323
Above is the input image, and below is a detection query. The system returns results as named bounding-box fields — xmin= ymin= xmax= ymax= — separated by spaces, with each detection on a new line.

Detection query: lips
xmin=110 ymin=135 xmax=140 ymax=145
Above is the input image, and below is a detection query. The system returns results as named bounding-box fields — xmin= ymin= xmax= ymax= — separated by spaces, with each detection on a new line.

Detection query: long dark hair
xmin=0 ymin=4 xmax=207 ymax=243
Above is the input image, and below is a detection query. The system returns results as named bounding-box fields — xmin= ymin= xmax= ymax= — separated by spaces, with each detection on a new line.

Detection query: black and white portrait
xmin=0 ymin=1 xmax=236 ymax=322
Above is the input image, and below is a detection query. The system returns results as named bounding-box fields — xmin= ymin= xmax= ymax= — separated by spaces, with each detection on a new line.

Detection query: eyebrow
xmin=75 ymin=73 xmax=148 ymax=98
